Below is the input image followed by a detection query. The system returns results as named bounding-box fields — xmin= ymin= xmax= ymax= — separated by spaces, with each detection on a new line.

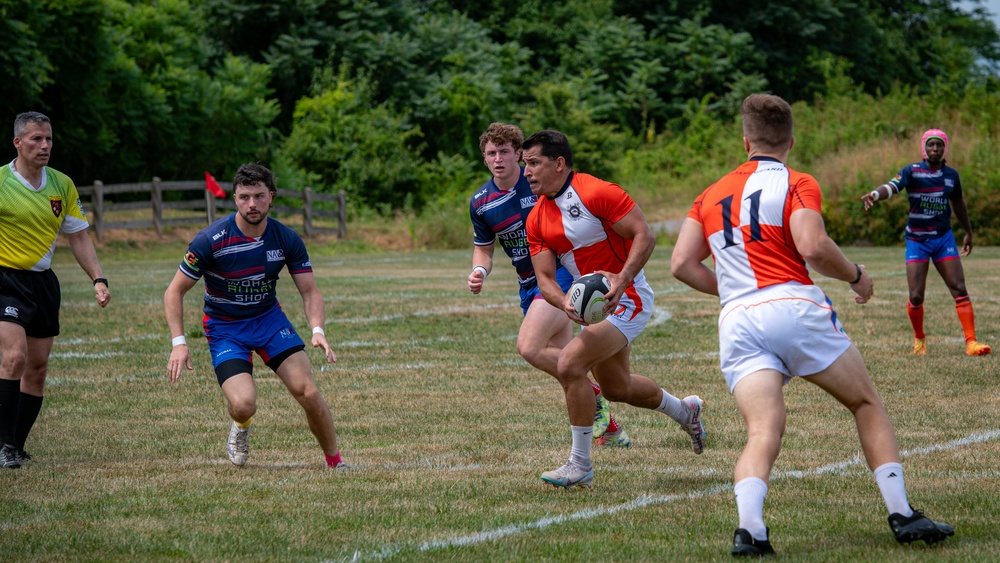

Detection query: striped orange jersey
xmin=527 ymin=172 xmax=637 ymax=280
xmin=687 ymin=157 xmax=821 ymax=306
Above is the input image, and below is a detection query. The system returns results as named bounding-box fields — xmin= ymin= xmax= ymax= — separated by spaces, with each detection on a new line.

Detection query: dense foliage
xmin=1 ymin=0 xmax=998 ymax=244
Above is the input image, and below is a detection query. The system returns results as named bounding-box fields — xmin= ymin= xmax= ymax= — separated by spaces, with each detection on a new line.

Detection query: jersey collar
xmin=550 ymin=171 xmax=575 ymax=199
xmin=8 ymin=159 xmax=47 ymax=191
xmin=749 ymin=156 xmax=782 ymax=163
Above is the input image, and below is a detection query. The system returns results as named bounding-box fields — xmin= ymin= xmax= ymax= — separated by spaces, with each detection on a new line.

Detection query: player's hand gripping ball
xmin=569 ymin=273 xmax=611 ymax=324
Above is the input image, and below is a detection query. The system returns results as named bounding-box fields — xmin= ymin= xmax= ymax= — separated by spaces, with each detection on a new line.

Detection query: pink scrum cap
xmin=921 ymin=128 xmax=948 ymax=160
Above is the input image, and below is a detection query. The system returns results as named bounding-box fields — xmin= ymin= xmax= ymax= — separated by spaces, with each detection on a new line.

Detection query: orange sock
xmin=907 ymin=301 xmax=925 ymax=339
xmin=955 ymin=296 xmax=977 ymax=343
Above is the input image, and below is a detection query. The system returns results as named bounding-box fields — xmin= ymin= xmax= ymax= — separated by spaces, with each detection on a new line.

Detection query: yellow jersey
xmin=0 ymin=160 xmax=90 ymax=271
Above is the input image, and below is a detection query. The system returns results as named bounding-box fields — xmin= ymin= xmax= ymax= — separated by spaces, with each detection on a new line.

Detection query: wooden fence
xmin=76 ymin=178 xmax=346 ymax=242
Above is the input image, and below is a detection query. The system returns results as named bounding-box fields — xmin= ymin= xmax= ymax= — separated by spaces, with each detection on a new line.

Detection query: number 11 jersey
xmin=686 ymin=156 xmax=822 ymax=307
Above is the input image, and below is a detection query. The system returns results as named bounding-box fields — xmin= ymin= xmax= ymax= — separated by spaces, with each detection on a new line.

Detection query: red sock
xmin=606 ymin=416 xmax=620 ymax=434
xmin=907 ymin=300 xmax=925 ymax=339
xmin=590 ymin=380 xmax=601 ymax=396
xmin=325 ymin=451 xmax=342 ymax=468
xmin=955 ymin=296 xmax=977 ymax=343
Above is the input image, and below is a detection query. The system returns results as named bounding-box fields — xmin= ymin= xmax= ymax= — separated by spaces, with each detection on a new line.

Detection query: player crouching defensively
xmin=165 ymin=162 xmax=344 ymax=469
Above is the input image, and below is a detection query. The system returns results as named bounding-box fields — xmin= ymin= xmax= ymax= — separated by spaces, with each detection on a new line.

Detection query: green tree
xmin=0 ymin=0 xmax=279 ymax=183
xmin=1 ymin=0 xmax=117 ymax=181
xmin=0 ymin=0 xmax=57 ymax=121
xmin=276 ymin=68 xmax=426 ymax=210
xmin=518 ymin=82 xmax=633 ymax=181
xmin=97 ymin=0 xmax=279 ymax=181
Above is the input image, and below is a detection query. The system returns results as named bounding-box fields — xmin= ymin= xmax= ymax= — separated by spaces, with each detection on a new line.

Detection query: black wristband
xmin=93 ymin=277 xmax=109 ymax=287
xmin=849 ymin=265 xmax=862 ymax=285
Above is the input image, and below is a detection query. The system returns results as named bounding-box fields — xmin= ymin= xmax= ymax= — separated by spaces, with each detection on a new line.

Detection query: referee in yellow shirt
xmin=0 ymin=112 xmax=111 ymax=468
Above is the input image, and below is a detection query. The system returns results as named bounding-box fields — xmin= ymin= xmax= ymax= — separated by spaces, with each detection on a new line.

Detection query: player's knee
xmin=227 ymin=398 xmax=257 ymax=421
xmin=290 ymin=381 xmax=322 ymax=404
xmin=516 ymin=339 xmax=539 ymax=364
xmin=840 ymin=390 xmax=882 ymax=416
xmin=555 ymin=355 xmax=586 ymax=383
xmin=747 ymin=422 xmax=784 ymax=448
xmin=0 ymin=351 xmax=26 ymax=375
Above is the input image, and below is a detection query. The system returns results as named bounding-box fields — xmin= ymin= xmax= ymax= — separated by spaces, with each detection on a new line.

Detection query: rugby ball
xmin=568 ymin=273 xmax=611 ymax=324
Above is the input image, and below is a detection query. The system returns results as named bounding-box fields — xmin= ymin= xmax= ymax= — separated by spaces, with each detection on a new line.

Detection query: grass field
xmin=3 ymin=241 xmax=998 ymax=561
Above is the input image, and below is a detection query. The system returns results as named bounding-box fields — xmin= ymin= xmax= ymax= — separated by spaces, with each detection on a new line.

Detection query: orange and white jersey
xmin=526 ymin=172 xmax=636 ymax=280
xmin=687 ymin=157 xmax=820 ymax=307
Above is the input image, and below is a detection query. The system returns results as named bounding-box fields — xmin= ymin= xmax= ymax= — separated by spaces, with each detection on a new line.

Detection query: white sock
xmin=873 ymin=462 xmax=912 ymax=517
xmin=570 ymin=425 xmax=593 ymax=469
xmin=655 ymin=389 xmax=687 ymax=423
xmin=734 ymin=477 xmax=769 ymax=541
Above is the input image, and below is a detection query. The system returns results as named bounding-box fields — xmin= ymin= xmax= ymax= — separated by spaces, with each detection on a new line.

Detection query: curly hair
xmin=478 ymin=122 xmax=524 ymax=153
xmin=232 ymin=162 xmax=277 ymax=193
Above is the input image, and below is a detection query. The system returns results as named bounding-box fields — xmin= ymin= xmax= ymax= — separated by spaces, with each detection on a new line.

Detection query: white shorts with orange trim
xmin=718 ymin=283 xmax=852 ymax=393
xmin=598 ymin=270 xmax=653 ymax=345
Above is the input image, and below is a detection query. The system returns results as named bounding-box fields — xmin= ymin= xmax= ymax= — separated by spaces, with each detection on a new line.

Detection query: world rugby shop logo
xmin=4 ymin=306 xmax=18 ymax=318
xmin=50 ymin=196 xmax=62 ymax=217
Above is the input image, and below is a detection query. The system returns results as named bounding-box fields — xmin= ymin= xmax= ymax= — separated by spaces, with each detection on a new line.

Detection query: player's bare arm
xmin=468 ymin=243 xmax=495 ymax=294
xmin=605 ymin=206 xmax=656 ymax=308
xmin=292 ymin=271 xmax=336 ymax=364
xmin=789 ymin=208 xmax=873 ymax=303
xmin=66 ymin=229 xmax=111 ymax=308
xmin=670 ymin=218 xmax=720 ymax=297
xmin=952 ymin=196 xmax=974 ymax=257
xmin=164 ymin=269 xmax=199 ymax=381
xmin=861 ymin=183 xmax=897 ymax=211
xmin=531 ymin=248 xmax=581 ymax=321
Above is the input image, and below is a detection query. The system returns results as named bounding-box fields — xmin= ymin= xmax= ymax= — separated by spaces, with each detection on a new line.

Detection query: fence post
xmin=303 ymin=186 xmax=314 ymax=240
xmin=93 ymin=180 xmax=104 ymax=243
xmin=206 ymin=187 xmax=215 ymax=225
xmin=338 ymin=190 xmax=347 ymax=239
xmin=152 ymin=177 xmax=163 ymax=236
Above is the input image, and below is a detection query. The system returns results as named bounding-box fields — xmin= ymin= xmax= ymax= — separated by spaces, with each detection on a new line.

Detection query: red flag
xmin=205 ymin=171 xmax=226 ymax=198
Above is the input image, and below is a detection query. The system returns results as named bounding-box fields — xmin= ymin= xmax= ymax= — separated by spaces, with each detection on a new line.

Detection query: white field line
xmin=49 ymin=351 xmax=125 ymax=359
xmin=347 ymin=429 xmax=1000 ymax=562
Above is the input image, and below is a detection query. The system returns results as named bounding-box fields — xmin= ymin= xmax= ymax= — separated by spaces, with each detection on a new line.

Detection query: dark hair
xmin=14 ymin=112 xmax=50 ymax=139
xmin=478 ymin=122 xmax=524 ymax=153
xmin=522 ymin=130 xmax=573 ymax=167
xmin=232 ymin=162 xmax=276 ymax=193
xmin=741 ymin=94 xmax=794 ymax=153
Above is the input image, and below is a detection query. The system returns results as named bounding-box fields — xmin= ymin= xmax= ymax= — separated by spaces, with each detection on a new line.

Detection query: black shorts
xmin=0 ymin=267 xmax=61 ymax=338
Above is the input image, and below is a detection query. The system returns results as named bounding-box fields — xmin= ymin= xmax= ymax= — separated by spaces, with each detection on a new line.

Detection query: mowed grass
xmin=2 ymin=241 xmax=998 ymax=561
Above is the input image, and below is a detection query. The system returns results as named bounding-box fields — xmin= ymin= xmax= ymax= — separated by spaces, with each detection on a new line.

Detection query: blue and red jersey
xmin=470 ymin=170 xmax=541 ymax=289
xmin=178 ymin=214 xmax=312 ymax=319
xmin=887 ymin=161 xmax=963 ymax=242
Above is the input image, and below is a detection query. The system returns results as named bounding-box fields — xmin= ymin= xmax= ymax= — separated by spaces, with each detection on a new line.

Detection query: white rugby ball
xmin=568 ymin=273 xmax=611 ymax=324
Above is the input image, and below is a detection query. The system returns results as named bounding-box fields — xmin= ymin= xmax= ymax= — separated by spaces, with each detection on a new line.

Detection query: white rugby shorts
xmin=593 ymin=270 xmax=653 ymax=345
xmin=718 ymin=283 xmax=852 ymax=392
